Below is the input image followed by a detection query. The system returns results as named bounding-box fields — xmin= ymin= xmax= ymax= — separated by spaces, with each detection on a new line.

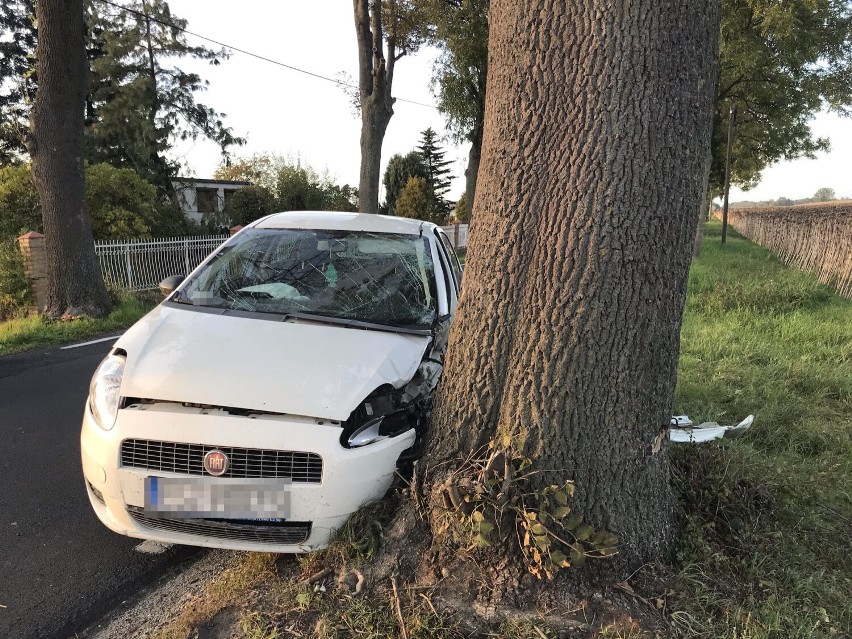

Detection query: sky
xmin=165 ymin=0 xmax=852 ymax=204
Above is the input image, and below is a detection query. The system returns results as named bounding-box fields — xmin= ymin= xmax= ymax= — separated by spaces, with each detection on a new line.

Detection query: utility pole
xmin=721 ymin=103 xmax=736 ymax=244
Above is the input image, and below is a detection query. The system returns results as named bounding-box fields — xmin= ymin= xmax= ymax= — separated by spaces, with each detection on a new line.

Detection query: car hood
xmin=115 ymin=304 xmax=432 ymax=420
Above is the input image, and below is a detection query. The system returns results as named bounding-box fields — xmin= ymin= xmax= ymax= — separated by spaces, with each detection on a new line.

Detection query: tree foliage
xmin=424 ymin=0 xmax=488 ymax=211
xmin=425 ymin=0 xmax=488 ymax=144
xmin=813 ymin=187 xmax=836 ymax=202
xmin=712 ymin=0 xmax=852 ymax=193
xmin=0 ymin=164 xmax=41 ymax=240
xmin=213 ymin=152 xmax=279 ymax=192
xmin=85 ymin=163 xmax=161 ymax=238
xmin=452 ymin=191 xmax=468 ymax=222
xmin=221 ymin=185 xmax=276 ymax=227
xmin=214 ymin=153 xmax=357 ymax=217
xmin=383 ymin=151 xmax=427 ymax=214
xmin=0 ymin=0 xmax=36 ymax=163
xmin=85 ymin=0 xmax=244 ymax=193
xmin=0 ymin=163 xmax=184 ymax=240
xmin=393 ymin=176 xmax=431 ymax=220
xmin=417 ymin=127 xmax=453 ymax=212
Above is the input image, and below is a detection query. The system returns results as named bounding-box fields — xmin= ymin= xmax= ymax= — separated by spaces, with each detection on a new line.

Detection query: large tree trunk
xmin=30 ymin=0 xmax=111 ymax=318
xmin=426 ymin=0 xmax=720 ymax=578
xmin=464 ymin=119 xmax=483 ymax=217
xmin=354 ymin=0 xmax=396 ymax=213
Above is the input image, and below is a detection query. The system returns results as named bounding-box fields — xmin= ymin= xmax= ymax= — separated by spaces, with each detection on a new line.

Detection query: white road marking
xmin=134 ymin=541 xmax=173 ymax=554
xmin=60 ymin=335 xmax=120 ymax=350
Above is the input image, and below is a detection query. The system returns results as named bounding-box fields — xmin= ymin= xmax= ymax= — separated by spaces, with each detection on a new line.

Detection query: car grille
xmin=127 ymin=506 xmax=311 ymax=545
xmin=120 ymin=439 xmax=323 ymax=483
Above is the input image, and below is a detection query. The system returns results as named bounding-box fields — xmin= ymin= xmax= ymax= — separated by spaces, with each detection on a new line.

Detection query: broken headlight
xmin=342 ymin=387 xmax=420 ymax=448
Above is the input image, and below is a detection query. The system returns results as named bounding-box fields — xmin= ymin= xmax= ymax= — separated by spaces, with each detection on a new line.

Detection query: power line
xmin=94 ymin=0 xmax=438 ymax=110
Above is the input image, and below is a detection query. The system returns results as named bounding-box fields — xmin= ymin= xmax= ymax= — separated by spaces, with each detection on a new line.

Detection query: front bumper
xmin=80 ymin=402 xmax=415 ymax=553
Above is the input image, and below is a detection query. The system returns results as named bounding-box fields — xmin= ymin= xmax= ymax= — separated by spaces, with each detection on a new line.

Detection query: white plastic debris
xmin=669 ymin=414 xmax=754 ymax=443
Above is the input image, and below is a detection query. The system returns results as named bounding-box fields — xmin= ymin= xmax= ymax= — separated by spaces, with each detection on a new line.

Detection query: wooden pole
xmin=721 ymin=104 xmax=736 ymax=244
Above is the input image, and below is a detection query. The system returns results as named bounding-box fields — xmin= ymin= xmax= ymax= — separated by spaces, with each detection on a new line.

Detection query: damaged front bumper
xmin=80 ymin=401 xmax=415 ymax=553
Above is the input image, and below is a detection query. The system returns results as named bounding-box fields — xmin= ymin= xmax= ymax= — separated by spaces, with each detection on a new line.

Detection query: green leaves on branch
xmin=712 ymin=0 xmax=852 ymax=192
xmin=215 ymin=153 xmax=358 ymax=227
xmin=518 ymin=482 xmax=617 ymax=580
xmin=434 ymin=445 xmax=618 ymax=580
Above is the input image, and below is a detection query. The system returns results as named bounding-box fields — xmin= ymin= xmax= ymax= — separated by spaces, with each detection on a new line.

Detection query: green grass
xmin=670 ymin=222 xmax=851 ymax=638
xmin=0 ymin=293 xmax=156 ymax=355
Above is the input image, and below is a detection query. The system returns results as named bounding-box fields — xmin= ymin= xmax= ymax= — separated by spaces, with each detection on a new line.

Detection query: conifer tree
xmin=0 ymin=0 xmax=36 ymax=163
xmin=416 ymin=127 xmax=453 ymax=213
xmin=85 ymin=0 xmax=244 ymax=193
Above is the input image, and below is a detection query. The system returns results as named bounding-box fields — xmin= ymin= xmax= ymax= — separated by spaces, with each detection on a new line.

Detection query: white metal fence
xmin=440 ymin=223 xmax=468 ymax=249
xmin=94 ymin=235 xmax=227 ymax=292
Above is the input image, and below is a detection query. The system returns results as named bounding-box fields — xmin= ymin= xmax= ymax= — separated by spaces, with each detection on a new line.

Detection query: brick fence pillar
xmin=17 ymin=231 xmax=48 ymax=313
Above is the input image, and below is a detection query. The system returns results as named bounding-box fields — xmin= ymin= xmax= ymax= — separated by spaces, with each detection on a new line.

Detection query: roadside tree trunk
xmin=354 ymin=0 xmax=396 ymax=213
xmin=464 ymin=119 xmax=483 ymax=217
xmin=30 ymin=0 xmax=111 ymax=318
xmin=425 ymin=0 xmax=721 ymax=578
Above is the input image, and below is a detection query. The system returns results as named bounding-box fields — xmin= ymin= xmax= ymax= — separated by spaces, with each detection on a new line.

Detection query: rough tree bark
xmin=425 ymin=0 xmax=721 ymax=578
xmin=354 ymin=0 xmax=397 ymax=213
xmin=30 ymin=0 xmax=111 ymax=318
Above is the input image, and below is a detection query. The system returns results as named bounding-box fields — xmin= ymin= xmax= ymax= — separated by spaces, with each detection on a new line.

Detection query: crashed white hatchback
xmin=81 ymin=211 xmax=463 ymax=552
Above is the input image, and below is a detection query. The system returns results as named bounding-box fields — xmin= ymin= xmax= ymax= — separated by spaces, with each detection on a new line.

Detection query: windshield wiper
xmin=282 ymin=311 xmax=432 ymax=336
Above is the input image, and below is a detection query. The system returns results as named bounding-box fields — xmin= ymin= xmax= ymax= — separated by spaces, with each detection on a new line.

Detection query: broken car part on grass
xmin=669 ymin=414 xmax=754 ymax=443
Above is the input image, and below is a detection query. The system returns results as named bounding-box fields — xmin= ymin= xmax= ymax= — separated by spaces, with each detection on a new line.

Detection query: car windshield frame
xmin=171 ymin=227 xmax=439 ymax=330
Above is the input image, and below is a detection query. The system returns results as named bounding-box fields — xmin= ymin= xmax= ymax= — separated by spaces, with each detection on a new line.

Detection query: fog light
xmin=87 ymin=481 xmax=106 ymax=505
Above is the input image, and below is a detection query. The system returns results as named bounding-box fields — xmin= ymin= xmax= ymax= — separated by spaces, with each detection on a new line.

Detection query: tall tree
xmin=710 ymin=0 xmax=852 ymax=194
xmin=421 ymin=0 xmax=721 ymax=582
xmin=425 ymin=0 xmax=488 ymax=214
xmin=353 ymin=0 xmax=425 ymax=213
xmin=382 ymin=150 xmax=426 ymax=214
xmin=416 ymin=127 xmax=453 ymax=213
xmin=0 ymin=0 xmax=36 ymax=163
xmin=30 ymin=0 xmax=111 ymax=318
xmin=85 ymin=0 xmax=244 ymax=193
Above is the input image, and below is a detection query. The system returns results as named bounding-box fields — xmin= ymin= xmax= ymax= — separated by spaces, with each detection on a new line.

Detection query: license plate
xmin=144 ymin=476 xmax=291 ymax=519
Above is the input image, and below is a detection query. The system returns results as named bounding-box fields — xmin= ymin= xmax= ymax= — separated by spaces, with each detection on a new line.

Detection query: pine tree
xmin=416 ymin=127 xmax=453 ymax=213
xmin=85 ymin=0 xmax=244 ymax=193
xmin=0 ymin=0 xmax=36 ymax=163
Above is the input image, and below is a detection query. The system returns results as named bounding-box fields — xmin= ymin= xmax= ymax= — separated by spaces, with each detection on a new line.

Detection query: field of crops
xmin=720 ymin=201 xmax=852 ymax=298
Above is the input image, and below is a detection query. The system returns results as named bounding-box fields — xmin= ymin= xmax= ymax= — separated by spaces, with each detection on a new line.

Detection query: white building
xmin=173 ymin=178 xmax=250 ymax=224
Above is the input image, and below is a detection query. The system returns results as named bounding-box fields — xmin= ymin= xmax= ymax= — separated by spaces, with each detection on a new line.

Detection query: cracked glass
xmin=174 ymin=229 xmax=437 ymax=327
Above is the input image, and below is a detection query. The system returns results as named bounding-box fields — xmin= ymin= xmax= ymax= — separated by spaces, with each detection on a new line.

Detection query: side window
xmin=432 ymin=234 xmax=457 ymax=314
xmin=436 ymin=230 xmax=463 ymax=291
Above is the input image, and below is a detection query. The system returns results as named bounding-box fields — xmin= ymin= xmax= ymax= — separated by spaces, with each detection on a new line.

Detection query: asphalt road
xmin=0 ymin=336 xmax=197 ymax=639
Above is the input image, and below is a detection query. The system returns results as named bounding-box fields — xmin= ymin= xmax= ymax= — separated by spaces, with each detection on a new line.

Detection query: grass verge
xmin=669 ymin=222 xmax=851 ymax=638
xmin=0 ymin=292 xmax=157 ymax=356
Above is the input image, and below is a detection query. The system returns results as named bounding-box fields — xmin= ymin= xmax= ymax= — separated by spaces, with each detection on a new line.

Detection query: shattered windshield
xmin=174 ymin=229 xmax=437 ymax=328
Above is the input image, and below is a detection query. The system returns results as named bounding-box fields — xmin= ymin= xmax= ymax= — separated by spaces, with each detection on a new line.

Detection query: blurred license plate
xmin=144 ymin=476 xmax=290 ymax=519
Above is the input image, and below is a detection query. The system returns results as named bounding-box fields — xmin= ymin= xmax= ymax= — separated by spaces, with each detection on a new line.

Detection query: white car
xmin=81 ymin=211 xmax=463 ymax=552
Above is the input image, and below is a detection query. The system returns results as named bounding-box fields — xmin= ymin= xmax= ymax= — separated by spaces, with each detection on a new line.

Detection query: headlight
xmin=347 ymin=417 xmax=386 ymax=448
xmin=88 ymin=353 xmax=126 ymax=430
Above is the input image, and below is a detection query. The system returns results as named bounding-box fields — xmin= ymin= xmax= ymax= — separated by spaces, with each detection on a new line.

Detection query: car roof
xmin=253 ymin=210 xmax=438 ymax=235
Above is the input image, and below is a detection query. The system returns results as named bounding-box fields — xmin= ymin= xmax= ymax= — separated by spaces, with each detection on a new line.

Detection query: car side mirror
xmin=159 ymin=274 xmax=185 ymax=298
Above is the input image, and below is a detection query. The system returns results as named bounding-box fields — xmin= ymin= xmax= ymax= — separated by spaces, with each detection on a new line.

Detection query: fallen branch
xmin=297 ymin=567 xmax=333 ymax=586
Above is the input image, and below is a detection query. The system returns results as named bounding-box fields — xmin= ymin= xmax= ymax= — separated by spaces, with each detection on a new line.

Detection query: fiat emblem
xmin=203 ymin=449 xmax=229 ymax=476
